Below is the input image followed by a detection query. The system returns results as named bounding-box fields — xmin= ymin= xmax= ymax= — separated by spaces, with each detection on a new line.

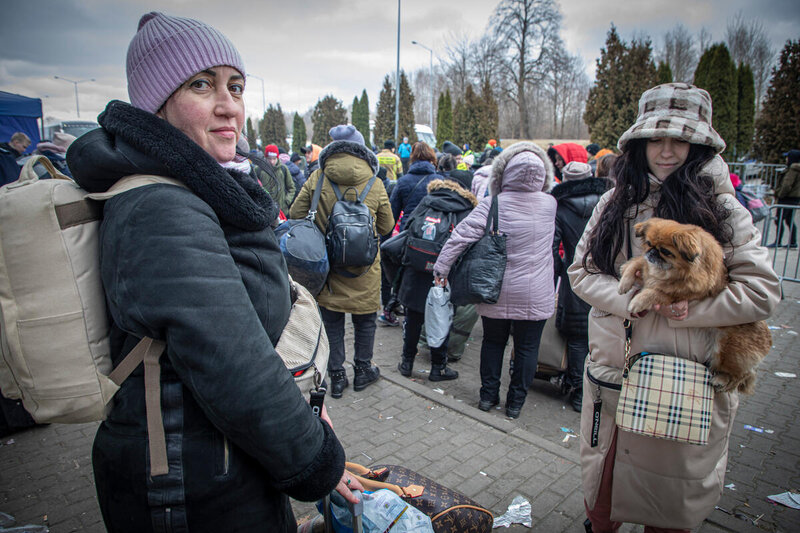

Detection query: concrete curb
xmin=381 ymin=371 xmax=580 ymax=464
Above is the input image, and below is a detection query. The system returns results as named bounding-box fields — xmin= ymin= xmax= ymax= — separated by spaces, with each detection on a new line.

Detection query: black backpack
xmin=325 ymin=173 xmax=379 ymax=276
xmin=402 ymin=204 xmax=458 ymax=273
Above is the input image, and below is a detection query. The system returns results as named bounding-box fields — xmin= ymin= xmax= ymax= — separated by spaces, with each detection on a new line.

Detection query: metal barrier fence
xmin=758 ymin=204 xmax=800 ymax=294
xmin=728 ymin=162 xmax=786 ymax=194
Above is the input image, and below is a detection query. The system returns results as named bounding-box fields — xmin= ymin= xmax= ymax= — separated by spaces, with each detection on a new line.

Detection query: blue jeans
xmin=479 ymin=317 xmax=546 ymax=408
xmin=319 ymin=307 xmax=376 ymax=372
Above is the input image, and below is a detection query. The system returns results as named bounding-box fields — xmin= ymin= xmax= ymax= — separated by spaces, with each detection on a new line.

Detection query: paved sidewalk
xmin=1 ymin=274 xmax=798 ymax=532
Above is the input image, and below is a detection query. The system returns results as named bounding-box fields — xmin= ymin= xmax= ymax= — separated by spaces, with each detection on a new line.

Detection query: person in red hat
xmin=260 ymin=143 xmax=295 ymax=212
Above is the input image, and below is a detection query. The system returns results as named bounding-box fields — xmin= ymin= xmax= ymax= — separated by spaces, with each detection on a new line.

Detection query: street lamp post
xmin=411 ymin=40 xmax=434 ymax=128
xmin=394 ymin=0 xmax=401 ymax=143
xmin=53 ymin=76 xmax=95 ymax=118
xmin=247 ymin=74 xmax=266 ymax=117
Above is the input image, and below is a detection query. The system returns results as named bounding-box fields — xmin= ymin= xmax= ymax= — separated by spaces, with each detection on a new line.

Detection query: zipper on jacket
xmin=164 ymin=507 xmax=173 ymax=533
xmin=586 ymin=368 xmax=621 ymax=391
xmin=223 ymin=436 xmax=230 ymax=476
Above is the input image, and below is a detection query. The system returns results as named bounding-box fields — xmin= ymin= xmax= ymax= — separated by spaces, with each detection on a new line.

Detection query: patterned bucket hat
xmin=617 ymin=83 xmax=726 ymax=154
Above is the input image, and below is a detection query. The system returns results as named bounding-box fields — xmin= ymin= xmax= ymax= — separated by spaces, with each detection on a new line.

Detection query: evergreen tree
xmin=736 ymin=63 xmax=755 ymax=158
xmin=584 ymin=25 xmax=658 ymax=150
xmin=311 ymin=95 xmax=347 ymax=146
xmin=477 ymin=79 xmax=499 ymax=150
xmin=693 ymin=44 xmax=738 ymax=158
xmin=657 ymin=61 xmax=673 ymax=84
xmin=245 ymin=117 xmax=257 ymax=149
xmin=292 ymin=112 xmax=306 ymax=154
xmin=260 ymin=104 xmax=288 ymax=151
xmin=435 ymin=90 xmax=453 ymax=149
xmin=353 ymin=89 xmax=370 ymax=147
xmin=461 ymin=85 xmax=485 ymax=149
xmin=398 ymin=71 xmax=417 ymax=143
xmin=754 ymin=40 xmax=800 ymax=163
xmin=374 ymin=75 xmax=395 ymax=146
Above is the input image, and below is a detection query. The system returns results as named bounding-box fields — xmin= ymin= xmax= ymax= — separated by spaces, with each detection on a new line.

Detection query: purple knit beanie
xmin=126 ymin=12 xmax=246 ymax=114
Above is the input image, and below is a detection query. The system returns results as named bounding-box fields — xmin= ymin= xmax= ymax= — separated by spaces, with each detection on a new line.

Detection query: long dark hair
xmin=583 ymin=138 xmax=732 ymax=277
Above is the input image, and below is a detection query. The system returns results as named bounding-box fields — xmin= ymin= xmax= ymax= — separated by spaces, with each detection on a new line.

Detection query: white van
xmin=414 ymin=124 xmax=436 ymax=149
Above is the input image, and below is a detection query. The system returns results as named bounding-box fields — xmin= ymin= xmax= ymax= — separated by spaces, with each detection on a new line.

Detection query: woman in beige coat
xmin=568 ymin=83 xmax=780 ymax=532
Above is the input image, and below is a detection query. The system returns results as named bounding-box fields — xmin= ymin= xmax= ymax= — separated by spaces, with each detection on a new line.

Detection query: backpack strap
xmin=329 ymin=174 xmax=378 ymax=203
xmin=107 ymin=337 xmax=169 ymax=477
xmin=87 ymin=175 xmax=186 ymax=478
xmin=86 ymin=174 xmax=188 ymax=200
xmin=307 ymin=171 xmax=326 ymax=222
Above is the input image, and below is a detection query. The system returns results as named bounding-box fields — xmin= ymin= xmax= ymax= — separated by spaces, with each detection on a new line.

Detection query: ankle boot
xmin=353 ymin=363 xmax=380 ymax=391
xmin=329 ymin=369 xmax=348 ymax=399
xmin=429 ymin=363 xmax=458 ymax=381
xmin=397 ymin=354 xmax=415 ymax=377
xmin=569 ymin=388 xmax=583 ymax=412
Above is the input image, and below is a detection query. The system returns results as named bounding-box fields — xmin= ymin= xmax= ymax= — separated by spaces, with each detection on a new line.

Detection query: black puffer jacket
xmin=551 ymin=177 xmax=611 ymax=335
xmin=67 ymin=101 xmax=344 ymax=533
xmin=398 ymin=179 xmax=477 ymax=313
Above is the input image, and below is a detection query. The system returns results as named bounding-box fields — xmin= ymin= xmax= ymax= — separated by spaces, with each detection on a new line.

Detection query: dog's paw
xmin=618 ymin=279 xmax=633 ymax=295
xmin=711 ymin=372 xmax=736 ymax=393
xmin=627 ymin=294 xmax=648 ymax=315
xmin=736 ymin=371 xmax=758 ymax=395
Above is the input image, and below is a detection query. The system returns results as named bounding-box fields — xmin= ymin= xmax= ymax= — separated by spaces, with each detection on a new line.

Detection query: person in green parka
xmin=290 ymin=125 xmax=395 ymax=398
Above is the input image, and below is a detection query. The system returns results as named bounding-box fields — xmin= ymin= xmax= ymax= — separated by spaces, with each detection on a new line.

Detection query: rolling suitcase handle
xmin=323 ymin=488 xmax=363 ymax=533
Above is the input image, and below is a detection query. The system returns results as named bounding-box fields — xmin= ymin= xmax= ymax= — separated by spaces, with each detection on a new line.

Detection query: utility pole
xmin=53 ymin=76 xmax=95 ymax=118
xmin=411 ymin=40 xmax=434 ymax=128
xmin=394 ymin=0 xmax=401 ymax=143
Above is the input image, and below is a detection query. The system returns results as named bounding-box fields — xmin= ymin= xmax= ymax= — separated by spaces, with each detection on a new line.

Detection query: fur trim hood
xmin=490 ymin=141 xmax=555 ymax=194
xmin=319 ymin=140 xmax=379 ymax=175
xmin=427 ymin=178 xmax=478 ymax=207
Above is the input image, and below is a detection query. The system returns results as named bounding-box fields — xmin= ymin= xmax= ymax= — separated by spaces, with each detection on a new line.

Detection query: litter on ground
xmin=766 ymin=491 xmax=800 ymax=510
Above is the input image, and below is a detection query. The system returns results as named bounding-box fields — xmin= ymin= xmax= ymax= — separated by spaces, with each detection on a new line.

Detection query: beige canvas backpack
xmin=0 ymin=155 xmax=328 ymax=476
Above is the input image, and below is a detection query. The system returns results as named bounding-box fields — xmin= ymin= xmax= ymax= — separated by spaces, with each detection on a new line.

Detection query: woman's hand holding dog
xmin=654 ymin=301 xmax=688 ymax=321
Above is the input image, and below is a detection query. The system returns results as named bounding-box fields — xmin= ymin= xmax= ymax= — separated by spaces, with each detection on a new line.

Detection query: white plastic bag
xmin=424 ymin=284 xmax=453 ymax=348
xmin=362 ymin=490 xmax=433 ymax=532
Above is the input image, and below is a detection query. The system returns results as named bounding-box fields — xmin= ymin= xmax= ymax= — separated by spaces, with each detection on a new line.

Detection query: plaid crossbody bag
xmin=615 ymin=320 xmax=714 ymax=445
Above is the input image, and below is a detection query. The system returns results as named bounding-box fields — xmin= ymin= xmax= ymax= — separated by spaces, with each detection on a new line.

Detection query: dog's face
xmin=634 ymin=218 xmax=703 ymax=277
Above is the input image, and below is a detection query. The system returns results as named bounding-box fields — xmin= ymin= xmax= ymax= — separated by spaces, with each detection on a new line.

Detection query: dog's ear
xmin=634 ymin=220 xmax=650 ymax=239
xmin=672 ymin=231 xmax=701 ymax=262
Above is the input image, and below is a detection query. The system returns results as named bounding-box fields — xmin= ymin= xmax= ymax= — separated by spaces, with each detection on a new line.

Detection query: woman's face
xmin=646 ymin=137 xmax=690 ymax=181
xmin=158 ymin=66 xmax=245 ymax=163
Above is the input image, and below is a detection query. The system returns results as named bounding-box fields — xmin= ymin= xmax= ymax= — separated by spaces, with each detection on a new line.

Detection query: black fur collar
xmin=550 ymin=177 xmax=611 ymax=201
xmin=96 ymin=100 xmax=276 ymax=231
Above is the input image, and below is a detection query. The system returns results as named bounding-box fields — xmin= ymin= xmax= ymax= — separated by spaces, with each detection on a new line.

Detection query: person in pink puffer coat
xmin=434 ymin=141 xmax=557 ymax=419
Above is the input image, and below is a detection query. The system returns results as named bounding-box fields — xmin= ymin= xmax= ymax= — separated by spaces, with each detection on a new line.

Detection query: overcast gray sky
xmin=1 ymin=0 xmax=798 ymax=126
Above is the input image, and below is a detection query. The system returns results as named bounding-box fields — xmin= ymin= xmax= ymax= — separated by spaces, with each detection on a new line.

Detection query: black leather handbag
xmin=448 ymin=195 xmax=506 ymax=306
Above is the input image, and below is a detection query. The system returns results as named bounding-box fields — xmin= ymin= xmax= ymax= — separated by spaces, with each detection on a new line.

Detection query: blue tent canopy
xmin=0 ymin=91 xmax=42 ymax=153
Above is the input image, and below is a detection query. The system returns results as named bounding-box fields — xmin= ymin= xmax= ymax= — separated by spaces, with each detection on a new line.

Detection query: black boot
xmin=429 ymin=363 xmax=458 ymax=381
xmin=569 ymin=387 xmax=583 ymax=412
xmin=397 ymin=354 xmax=415 ymax=377
xmin=329 ymin=369 xmax=348 ymax=399
xmin=353 ymin=363 xmax=380 ymax=391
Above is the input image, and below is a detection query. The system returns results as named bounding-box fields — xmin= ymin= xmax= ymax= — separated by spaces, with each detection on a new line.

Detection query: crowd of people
xmin=0 ymin=10 xmax=790 ymax=533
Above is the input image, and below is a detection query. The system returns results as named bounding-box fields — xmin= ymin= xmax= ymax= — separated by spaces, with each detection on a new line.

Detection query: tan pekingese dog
xmin=617 ymin=217 xmax=771 ymax=394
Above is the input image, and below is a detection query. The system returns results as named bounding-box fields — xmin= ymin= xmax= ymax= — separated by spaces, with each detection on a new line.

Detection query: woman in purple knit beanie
xmin=65 ymin=12 xmax=360 ymax=532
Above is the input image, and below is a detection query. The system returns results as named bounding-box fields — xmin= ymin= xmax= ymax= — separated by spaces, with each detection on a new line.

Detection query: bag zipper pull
xmin=309 ymin=368 xmax=326 ymax=418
